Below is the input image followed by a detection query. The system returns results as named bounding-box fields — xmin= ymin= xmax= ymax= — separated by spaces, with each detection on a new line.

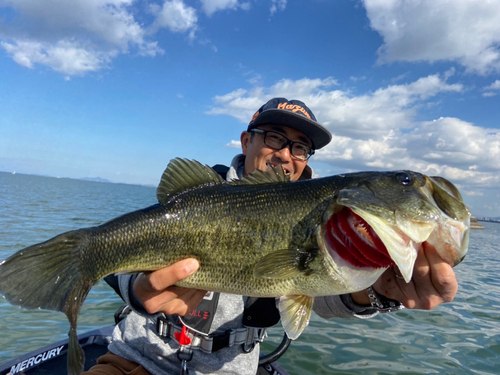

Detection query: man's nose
xmin=274 ymin=145 xmax=293 ymax=161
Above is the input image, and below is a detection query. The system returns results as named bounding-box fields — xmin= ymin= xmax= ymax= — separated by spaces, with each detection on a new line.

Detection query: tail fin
xmin=0 ymin=229 xmax=95 ymax=375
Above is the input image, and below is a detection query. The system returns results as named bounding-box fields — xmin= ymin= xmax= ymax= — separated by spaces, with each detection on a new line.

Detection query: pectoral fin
xmin=253 ymin=249 xmax=318 ymax=279
xmin=278 ymin=295 xmax=314 ymax=340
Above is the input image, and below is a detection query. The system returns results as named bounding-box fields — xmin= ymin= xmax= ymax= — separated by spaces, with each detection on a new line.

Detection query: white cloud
xmin=309 ymin=73 xmax=462 ymax=140
xmin=1 ymin=0 xmax=151 ymax=47
xmin=1 ymin=39 xmax=115 ymax=74
xmin=350 ymin=75 xmax=366 ymax=82
xmin=0 ymin=0 xmax=201 ymax=75
xmin=200 ymin=0 xmax=240 ymax=17
xmin=406 ymin=117 xmax=500 ymax=172
xmin=207 ymin=74 xmax=462 ymax=141
xmin=270 ymin=0 xmax=287 ymax=16
xmin=485 ymin=80 xmax=500 ymax=90
xmin=206 ymin=77 xmax=339 ymax=123
xmin=226 ymin=140 xmax=241 ymax=148
xmin=246 ymin=72 xmax=263 ymax=86
xmin=483 ymin=79 xmax=500 ymax=96
xmin=463 ymin=190 xmax=484 ymax=197
xmin=362 ymin=0 xmax=500 ymax=75
xmin=207 ymin=88 xmax=260 ymax=123
xmin=149 ymin=0 xmax=198 ymax=35
xmin=208 ymin=76 xmax=499 ymax=195
xmin=482 ymin=92 xmax=497 ymax=98
xmin=240 ymin=2 xmax=251 ymax=11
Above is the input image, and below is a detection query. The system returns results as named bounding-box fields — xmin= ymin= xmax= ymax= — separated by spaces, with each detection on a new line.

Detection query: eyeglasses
xmin=249 ymin=129 xmax=315 ymax=160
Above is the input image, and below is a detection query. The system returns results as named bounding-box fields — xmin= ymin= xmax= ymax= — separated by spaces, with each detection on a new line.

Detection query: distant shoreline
xmin=477 ymin=218 xmax=500 ymax=224
xmin=1 ymin=171 xmax=498 ymax=221
xmin=0 ymin=170 xmax=155 ymax=189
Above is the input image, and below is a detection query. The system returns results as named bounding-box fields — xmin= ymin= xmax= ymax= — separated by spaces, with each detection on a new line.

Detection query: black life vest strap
xmin=156 ymin=316 xmax=267 ymax=353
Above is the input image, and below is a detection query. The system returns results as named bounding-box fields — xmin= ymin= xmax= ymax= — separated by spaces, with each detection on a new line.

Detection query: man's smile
xmin=266 ymin=162 xmax=292 ymax=175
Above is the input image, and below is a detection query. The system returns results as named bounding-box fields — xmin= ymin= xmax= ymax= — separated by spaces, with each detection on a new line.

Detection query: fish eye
xmin=395 ymin=172 xmax=413 ymax=186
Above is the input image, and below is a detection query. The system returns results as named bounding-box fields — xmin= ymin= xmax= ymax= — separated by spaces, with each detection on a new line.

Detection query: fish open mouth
xmin=325 ymin=207 xmax=395 ymax=269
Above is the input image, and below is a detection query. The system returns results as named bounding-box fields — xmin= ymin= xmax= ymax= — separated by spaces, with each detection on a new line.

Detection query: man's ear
xmin=240 ymin=131 xmax=251 ymax=155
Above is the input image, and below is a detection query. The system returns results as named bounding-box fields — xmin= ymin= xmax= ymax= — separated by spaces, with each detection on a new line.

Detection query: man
xmin=85 ymin=98 xmax=458 ymax=375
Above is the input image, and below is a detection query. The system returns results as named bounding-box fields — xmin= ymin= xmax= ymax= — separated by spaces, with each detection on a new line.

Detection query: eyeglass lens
xmin=263 ymin=131 xmax=312 ymax=160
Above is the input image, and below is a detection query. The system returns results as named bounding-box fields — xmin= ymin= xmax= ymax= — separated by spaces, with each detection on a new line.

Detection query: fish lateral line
xmin=0 ymin=158 xmax=471 ymax=374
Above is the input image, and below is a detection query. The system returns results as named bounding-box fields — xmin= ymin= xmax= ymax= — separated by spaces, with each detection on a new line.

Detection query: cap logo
xmin=250 ymin=110 xmax=260 ymax=124
xmin=277 ymin=102 xmax=311 ymax=119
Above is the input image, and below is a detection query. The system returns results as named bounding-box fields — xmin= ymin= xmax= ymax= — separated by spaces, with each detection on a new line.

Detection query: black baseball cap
xmin=247 ymin=97 xmax=332 ymax=149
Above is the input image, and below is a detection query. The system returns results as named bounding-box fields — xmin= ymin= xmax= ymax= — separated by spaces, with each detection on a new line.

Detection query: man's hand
xmin=133 ymin=258 xmax=207 ymax=316
xmin=351 ymin=242 xmax=458 ymax=310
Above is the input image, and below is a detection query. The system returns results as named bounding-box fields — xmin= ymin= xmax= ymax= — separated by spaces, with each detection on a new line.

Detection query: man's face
xmin=240 ymin=124 xmax=312 ymax=182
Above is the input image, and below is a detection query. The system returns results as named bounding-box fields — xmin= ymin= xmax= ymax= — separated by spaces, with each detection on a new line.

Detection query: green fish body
xmin=0 ymin=158 xmax=470 ymax=375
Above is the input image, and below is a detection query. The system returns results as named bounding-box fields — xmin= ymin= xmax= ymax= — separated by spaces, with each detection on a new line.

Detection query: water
xmin=1 ymin=172 xmax=499 ymax=374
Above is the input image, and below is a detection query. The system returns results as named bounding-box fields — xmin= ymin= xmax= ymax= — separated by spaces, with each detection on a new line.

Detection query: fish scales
xmin=0 ymin=158 xmax=470 ymax=375
xmin=82 ymin=177 xmax=337 ymax=296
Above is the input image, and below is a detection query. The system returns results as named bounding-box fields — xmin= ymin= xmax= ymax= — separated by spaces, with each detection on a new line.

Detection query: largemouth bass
xmin=0 ymin=158 xmax=470 ymax=375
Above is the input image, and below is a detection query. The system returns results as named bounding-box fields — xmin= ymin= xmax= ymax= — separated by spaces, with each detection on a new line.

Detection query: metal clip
xmin=180 ymin=359 xmax=189 ymax=375
xmin=177 ymin=347 xmax=193 ymax=375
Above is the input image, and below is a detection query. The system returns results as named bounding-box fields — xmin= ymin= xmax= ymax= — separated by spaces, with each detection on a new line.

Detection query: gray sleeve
xmin=121 ymin=276 xmax=380 ymax=320
xmin=313 ymin=294 xmax=379 ymax=319
xmin=118 ymin=274 xmax=151 ymax=315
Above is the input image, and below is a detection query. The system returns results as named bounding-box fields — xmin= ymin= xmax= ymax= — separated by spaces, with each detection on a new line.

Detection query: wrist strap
xmin=366 ymin=286 xmax=405 ymax=313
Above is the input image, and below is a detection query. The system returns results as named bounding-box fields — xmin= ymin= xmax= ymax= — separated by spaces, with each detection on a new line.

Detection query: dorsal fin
xmin=230 ymin=164 xmax=290 ymax=186
xmin=156 ymin=158 xmax=226 ymax=204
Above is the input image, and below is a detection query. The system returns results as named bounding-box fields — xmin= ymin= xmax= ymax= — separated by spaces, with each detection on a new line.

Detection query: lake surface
xmin=1 ymin=171 xmax=499 ymax=374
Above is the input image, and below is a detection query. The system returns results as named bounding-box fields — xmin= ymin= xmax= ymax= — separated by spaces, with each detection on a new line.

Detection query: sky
xmin=0 ymin=0 xmax=499 ymax=218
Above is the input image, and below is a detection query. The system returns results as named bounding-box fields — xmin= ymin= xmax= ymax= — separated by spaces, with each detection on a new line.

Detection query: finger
xmin=140 ymin=285 xmax=206 ymax=315
xmin=373 ymin=267 xmax=402 ymax=298
xmin=147 ymin=258 xmax=200 ymax=292
xmin=374 ymin=266 xmax=417 ymax=307
xmin=409 ymin=243 xmax=457 ymax=309
xmin=405 ymin=244 xmax=441 ymax=309
xmin=423 ymin=242 xmax=458 ymax=303
xmin=411 ymin=245 xmax=431 ymax=284
xmin=133 ymin=259 xmax=200 ymax=313
xmin=156 ymin=288 xmax=208 ymax=316
xmin=374 ymin=244 xmax=459 ymax=310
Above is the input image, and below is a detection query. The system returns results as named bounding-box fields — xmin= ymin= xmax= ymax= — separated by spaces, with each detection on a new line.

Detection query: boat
xmin=0 ymin=326 xmax=113 ymax=375
xmin=1 ymin=274 xmax=292 ymax=375
xmin=470 ymin=216 xmax=484 ymax=229
xmin=0 ymin=317 xmax=291 ymax=375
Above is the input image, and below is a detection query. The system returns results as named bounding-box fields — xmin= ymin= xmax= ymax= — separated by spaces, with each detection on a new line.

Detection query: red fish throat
xmin=326 ymin=207 xmax=395 ymax=268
